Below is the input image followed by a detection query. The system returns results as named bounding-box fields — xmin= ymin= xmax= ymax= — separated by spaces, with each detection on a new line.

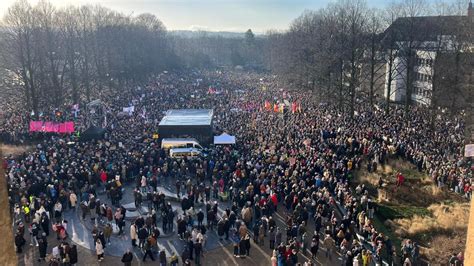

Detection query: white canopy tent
xmin=214 ymin=133 xmax=236 ymax=145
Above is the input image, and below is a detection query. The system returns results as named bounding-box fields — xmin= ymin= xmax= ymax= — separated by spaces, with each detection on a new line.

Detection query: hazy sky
xmin=0 ymin=0 xmax=456 ymax=32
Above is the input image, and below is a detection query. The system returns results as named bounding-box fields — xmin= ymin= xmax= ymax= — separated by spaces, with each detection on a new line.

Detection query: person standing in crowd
xmin=310 ymin=234 xmax=319 ymax=260
xmin=70 ymin=192 xmax=78 ymax=211
xmin=121 ymin=249 xmax=134 ymax=266
xmin=15 ymin=230 xmax=25 ymax=253
xmin=29 ymin=221 xmax=39 ymax=246
xmin=130 ymin=222 xmax=138 ymax=246
xmin=115 ymin=208 xmax=125 ymax=235
xmin=70 ymin=245 xmax=78 ymax=265
xmin=324 ymin=233 xmax=336 ymax=261
xmin=142 ymin=237 xmax=155 ymax=262
xmin=194 ymin=239 xmax=203 ymax=266
xmin=170 ymin=251 xmax=179 ymax=266
xmin=104 ymin=223 xmax=113 ymax=245
xmin=159 ymin=249 xmax=167 ymax=266
xmin=37 ymin=232 xmax=48 ymax=261
xmin=95 ymin=238 xmax=104 ymax=262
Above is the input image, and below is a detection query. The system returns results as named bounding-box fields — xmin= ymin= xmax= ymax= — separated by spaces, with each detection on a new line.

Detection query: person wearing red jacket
xmin=100 ymin=170 xmax=107 ymax=183
xmin=396 ymin=172 xmax=405 ymax=187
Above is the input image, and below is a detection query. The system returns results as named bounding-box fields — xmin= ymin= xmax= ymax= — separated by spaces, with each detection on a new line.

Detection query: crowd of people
xmin=1 ymin=69 xmax=470 ymax=265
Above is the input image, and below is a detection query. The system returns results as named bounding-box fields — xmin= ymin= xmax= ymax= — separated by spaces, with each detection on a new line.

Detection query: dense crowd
xmin=1 ymin=70 xmax=470 ymax=265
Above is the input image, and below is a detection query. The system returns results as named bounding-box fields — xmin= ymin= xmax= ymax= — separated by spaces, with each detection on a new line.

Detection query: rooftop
xmin=158 ymin=109 xmax=213 ymax=126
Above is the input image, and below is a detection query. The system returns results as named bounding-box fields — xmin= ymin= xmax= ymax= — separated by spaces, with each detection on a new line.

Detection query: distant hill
xmin=170 ymin=30 xmax=261 ymax=39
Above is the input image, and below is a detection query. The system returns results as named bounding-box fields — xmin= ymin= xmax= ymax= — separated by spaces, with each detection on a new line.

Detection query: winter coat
xmin=95 ymin=241 xmax=104 ymax=255
xmin=241 ymin=207 xmax=252 ymax=223
xmin=138 ymin=228 xmax=148 ymax=240
xmin=104 ymin=225 xmax=113 ymax=238
xmin=130 ymin=224 xmax=138 ymax=240
xmin=239 ymin=224 xmax=248 ymax=239
xmin=69 ymin=245 xmax=78 ymax=264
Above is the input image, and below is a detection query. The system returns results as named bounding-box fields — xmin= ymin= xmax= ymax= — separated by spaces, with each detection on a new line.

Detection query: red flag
xmin=291 ymin=102 xmax=297 ymax=114
xmin=273 ymin=103 xmax=279 ymax=113
xmin=264 ymin=101 xmax=271 ymax=111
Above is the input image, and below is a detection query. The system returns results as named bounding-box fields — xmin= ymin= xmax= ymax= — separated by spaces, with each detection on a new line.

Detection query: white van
xmin=161 ymin=138 xmax=203 ymax=150
xmin=169 ymin=147 xmax=203 ymax=158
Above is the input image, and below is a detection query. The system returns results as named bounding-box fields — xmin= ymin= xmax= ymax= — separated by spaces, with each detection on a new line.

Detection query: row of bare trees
xmin=169 ymin=29 xmax=264 ymax=68
xmin=263 ymin=0 xmax=472 ymax=117
xmin=0 ymin=0 xmax=471 ymax=118
xmin=0 ymin=0 xmax=178 ymax=116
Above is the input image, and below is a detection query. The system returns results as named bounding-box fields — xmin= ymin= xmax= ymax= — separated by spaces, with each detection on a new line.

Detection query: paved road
xmin=16 ymin=179 xmax=343 ymax=265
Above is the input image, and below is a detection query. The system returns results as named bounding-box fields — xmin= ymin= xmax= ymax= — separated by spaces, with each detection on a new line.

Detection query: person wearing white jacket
xmin=130 ymin=223 xmax=138 ymax=247
xmin=96 ymin=239 xmax=104 ymax=261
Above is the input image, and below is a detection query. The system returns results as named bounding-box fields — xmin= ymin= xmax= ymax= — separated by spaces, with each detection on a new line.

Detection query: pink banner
xmin=59 ymin=122 xmax=74 ymax=133
xmin=29 ymin=121 xmax=75 ymax=133
xmin=29 ymin=121 xmax=43 ymax=132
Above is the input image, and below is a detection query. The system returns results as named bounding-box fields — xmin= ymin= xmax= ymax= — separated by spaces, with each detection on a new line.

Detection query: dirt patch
xmin=355 ymin=159 xmax=469 ymax=265
xmin=0 ymin=144 xmax=33 ymax=157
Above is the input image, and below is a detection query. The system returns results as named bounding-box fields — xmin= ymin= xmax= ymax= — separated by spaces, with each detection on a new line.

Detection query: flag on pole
xmin=264 ymin=101 xmax=271 ymax=111
xmin=291 ymin=102 xmax=297 ymax=114
xmin=208 ymin=87 xmax=216 ymax=94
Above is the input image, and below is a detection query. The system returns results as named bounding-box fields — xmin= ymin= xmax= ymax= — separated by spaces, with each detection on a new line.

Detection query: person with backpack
xmin=169 ymin=251 xmax=179 ymax=266
xmin=142 ymin=238 xmax=155 ymax=262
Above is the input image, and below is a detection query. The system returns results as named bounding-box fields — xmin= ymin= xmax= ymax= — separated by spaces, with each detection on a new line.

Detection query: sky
xmin=0 ymin=0 xmax=458 ymax=32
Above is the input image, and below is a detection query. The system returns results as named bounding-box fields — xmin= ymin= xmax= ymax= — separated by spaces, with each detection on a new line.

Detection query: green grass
xmin=377 ymin=204 xmax=432 ymax=220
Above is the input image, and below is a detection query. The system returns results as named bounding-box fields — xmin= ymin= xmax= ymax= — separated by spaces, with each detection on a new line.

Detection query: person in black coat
xmin=244 ymin=234 xmax=251 ymax=256
xmin=138 ymin=227 xmax=148 ymax=248
xmin=181 ymin=247 xmax=190 ymax=262
xmin=217 ymin=219 xmax=225 ymax=240
xmin=194 ymin=239 xmax=203 ymax=266
xmin=178 ymin=217 xmax=187 ymax=239
xmin=69 ymin=245 xmax=78 ymax=265
xmin=181 ymin=197 xmax=189 ymax=212
xmin=167 ymin=208 xmax=175 ymax=232
xmin=98 ymin=231 xmax=106 ymax=248
xmin=41 ymin=213 xmax=50 ymax=236
xmin=310 ymin=235 xmax=319 ymax=260
xmin=37 ymin=233 xmax=48 ymax=261
xmin=187 ymin=238 xmax=194 ymax=260
xmin=197 ymin=209 xmax=204 ymax=227
xmin=159 ymin=250 xmax=167 ymax=265
xmin=239 ymin=238 xmax=246 ymax=257
xmin=15 ymin=231 xmax=25 ymax=253
xmin=121 ymin=250 xmax=133 ymax=266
